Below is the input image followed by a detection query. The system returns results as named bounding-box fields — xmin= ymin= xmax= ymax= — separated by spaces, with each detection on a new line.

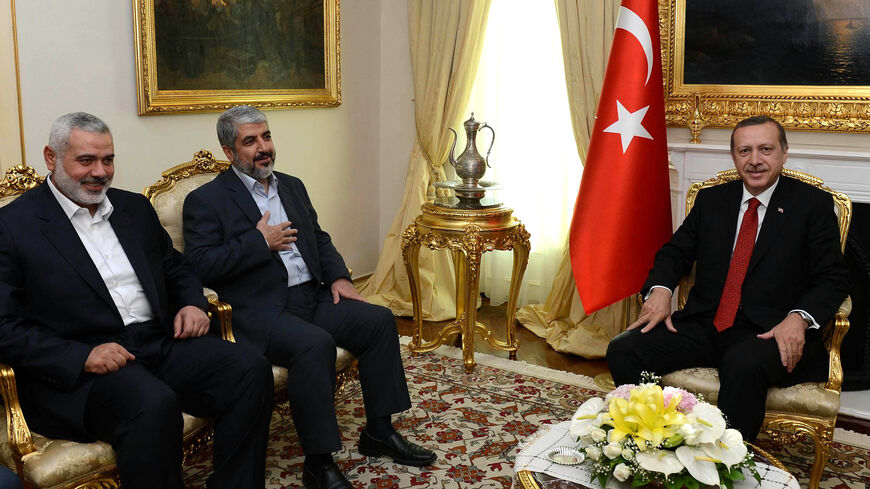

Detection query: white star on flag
xmin=602 ymin=100 xmax=653 ymax=153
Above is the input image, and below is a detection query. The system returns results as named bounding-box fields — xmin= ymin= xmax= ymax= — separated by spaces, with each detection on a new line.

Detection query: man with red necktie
xmin=606 ymin=116 xmax=849 ymax=441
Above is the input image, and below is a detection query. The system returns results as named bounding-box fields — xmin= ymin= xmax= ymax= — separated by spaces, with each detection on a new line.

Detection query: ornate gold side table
xmin=402 ymin=202 xmax=531 ymax=373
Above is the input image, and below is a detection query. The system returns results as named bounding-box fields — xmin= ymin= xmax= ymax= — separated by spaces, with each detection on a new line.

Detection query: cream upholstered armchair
xmin=0 ymin=163 xmax=212 ymax=488
xmin=660 ymin=168 xmax=851 ymax=489
xmin=143 ymin=150 xmax=360 ymax=401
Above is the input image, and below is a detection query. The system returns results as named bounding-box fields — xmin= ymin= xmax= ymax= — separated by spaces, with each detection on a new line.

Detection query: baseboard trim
xmin=836 ymin=414 xmax=870 ymax=438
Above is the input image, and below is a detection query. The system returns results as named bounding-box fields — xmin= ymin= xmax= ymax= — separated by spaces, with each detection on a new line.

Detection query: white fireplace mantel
xmin=668 ymin=143 xmax=870 ymax=225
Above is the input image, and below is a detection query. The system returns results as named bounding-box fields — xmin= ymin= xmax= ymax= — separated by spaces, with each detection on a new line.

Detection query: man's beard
xmin=233 ymin=151 xmax=275 ymax=181
xmin=52 ymin=160 xmax=110 ymax=206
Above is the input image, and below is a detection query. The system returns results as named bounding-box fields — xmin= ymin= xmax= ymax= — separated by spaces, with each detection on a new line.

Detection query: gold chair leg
xmin=808 ymin=426 xmax=833 ymax=489
xmin=764 ymin=417 xmax=833 ymax=489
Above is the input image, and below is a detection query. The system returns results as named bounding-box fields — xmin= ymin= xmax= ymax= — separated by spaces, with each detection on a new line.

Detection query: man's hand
xmin=84 ymin=343 xmax=135 ymax=375
xmin=257 ymin=211 xmax=297 ymax=251
xmin=331 ymin=278 xmax=367 ymax=304
xmin=173 ymin=305 xmax=210 ymax=339
xmin=757 ymin=313 xmax=808 ymax=373
xmin=627 ymin=287 xmax=677 ymax=333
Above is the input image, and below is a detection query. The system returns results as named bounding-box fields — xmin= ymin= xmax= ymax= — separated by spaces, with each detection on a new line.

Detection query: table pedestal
xmin=401 ymin=202 xmax=530 ymax=373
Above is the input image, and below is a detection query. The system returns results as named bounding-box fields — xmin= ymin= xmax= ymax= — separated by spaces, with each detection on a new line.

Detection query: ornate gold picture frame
xmin=660 ymin=0 xmax=870 ymax=133
xmin=134 ymin=0 xmax=340 ymax=115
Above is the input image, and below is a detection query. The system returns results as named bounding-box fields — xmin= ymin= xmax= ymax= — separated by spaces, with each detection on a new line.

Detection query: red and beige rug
xmin=182 ymin=337 xmax=870 ymax=488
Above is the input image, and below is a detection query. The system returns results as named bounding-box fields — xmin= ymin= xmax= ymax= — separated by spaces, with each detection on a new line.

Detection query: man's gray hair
xmin=48 ymin=112 xmax=111 ymax=156
xmin=217 ymin=105 xmax=268 ymax=148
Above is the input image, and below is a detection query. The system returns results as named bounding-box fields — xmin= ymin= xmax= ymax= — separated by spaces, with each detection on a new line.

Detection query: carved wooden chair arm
xmin=0 ymin=363 xmax=36 ymax=459
xmin=204 ymin=288 xmax=235 ymax=344
xmin=823 ymin=296 xmax=851 ymax=392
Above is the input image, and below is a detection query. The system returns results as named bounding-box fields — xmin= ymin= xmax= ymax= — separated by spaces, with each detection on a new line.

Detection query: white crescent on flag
xmin=616 ymin=6 xmax=653 ymax=85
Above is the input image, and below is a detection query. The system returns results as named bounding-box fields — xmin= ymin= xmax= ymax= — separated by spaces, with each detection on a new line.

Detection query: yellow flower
xmin=607 ymin=384 xmax=688 ymax=447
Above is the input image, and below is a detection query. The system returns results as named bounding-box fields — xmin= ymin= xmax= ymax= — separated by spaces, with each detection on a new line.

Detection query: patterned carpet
xmin=182 ymin=338 xmax=870 ymax=488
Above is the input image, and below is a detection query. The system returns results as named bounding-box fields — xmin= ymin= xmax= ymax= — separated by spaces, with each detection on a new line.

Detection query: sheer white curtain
xmin=463 ymin=1 xmax=581 ymax=307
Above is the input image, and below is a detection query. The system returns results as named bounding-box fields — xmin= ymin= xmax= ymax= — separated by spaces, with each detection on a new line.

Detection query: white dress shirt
xmin=47 ymin=175 xmax=154 ymax=325
xmin=231 ymin=166 xmax=313 ymax=287
xmin=650 ymin=177 xmax=819 ymax=328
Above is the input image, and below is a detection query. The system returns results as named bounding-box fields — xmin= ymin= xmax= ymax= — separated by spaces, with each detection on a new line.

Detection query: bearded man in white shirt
xmin=0 ymin=112 xmax=273 ymax=489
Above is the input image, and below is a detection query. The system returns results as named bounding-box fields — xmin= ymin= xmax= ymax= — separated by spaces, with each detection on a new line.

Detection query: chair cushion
xmin=662 ymin=368 xmax=840 ymax=418
xmin=272 ymin=347 xmax=357 ymax=396
xmin=150 ymin=174 xmax=219 ymax=252
xmin=0 ymin=410 xmax=210 ymax=488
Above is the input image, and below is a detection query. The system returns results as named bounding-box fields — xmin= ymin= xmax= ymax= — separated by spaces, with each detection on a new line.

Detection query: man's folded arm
xmin=792 ymin=194 xmax=850 ymax=328
xmin=0 ymin=223 xmax=91 ymax=390
xmin=0 ymin=317 xmax=92 ymax=391
xmin=640 ymin=189 xmax=706 ymax=297
xmin=182 ymin=191 xmax=274 ymax=283
xmin=134 ymin=195 xmax=208 ymax=312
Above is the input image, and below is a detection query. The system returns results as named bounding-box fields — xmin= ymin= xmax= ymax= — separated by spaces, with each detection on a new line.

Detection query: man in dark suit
xmin=182 ymin=105 xmax=436 ymax=489
xmin=0 ymin=112 xmax=273 ymax=489
xmin=606 ymin=116 xmax=849 ymax=441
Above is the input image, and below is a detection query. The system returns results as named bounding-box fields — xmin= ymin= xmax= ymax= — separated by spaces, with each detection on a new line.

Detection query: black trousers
xmin=23 ymin=322 xmax=274 ymax=489
xmin=606 ymin=310 xmax=828 ymax=441
xmin=263 ymin=281 xmax=411 ymax=455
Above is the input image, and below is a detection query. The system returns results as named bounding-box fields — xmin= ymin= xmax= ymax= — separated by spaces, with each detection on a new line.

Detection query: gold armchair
xmin=143 ymin=150 xmax=360 ymax=401
xmin=661 ymin=168 xmax=851 ymax=489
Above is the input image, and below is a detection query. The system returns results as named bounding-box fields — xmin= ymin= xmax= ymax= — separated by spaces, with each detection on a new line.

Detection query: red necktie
xmin=713 ymin=198 xmax=761 ymax=332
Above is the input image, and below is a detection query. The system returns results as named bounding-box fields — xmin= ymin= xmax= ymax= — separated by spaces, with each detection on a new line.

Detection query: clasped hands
xmin=84 ymin=305 xmax=209 ymax=375
xmin=628 ymin=288 xmax=808 ymax=373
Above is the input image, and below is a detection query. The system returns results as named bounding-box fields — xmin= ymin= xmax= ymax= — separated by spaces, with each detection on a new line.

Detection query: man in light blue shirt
xmin=183 ymin=105 xmax=437 ymax=489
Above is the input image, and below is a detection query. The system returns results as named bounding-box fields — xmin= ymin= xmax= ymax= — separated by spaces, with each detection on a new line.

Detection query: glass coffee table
xmin=514 ymin=423 xmax=798 ymax=489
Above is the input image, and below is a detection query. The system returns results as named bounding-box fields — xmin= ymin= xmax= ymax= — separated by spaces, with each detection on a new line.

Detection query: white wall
xmin=378 ymin=0 xmax=416 ymax=242
xmin=0 ymin=0 xmax=22 ymax=169
xmin=8 ymin=0 xmax=414 ymax=276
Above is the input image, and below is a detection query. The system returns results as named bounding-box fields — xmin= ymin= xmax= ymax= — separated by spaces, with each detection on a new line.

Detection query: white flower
xmin=621 ymin=447 xmax=634 ymax=460
xmin=585 ymin=445 xmax=602 ymax=461
xmin=678 ymin=423 xmax=700 ymax=446
xmin=635 ymin=449 xmax=684 ymax=476
xmin=703 ymin=428 xmax=747 ymax=468
xmin=686 ymin=403 xmax=726 ymax=444
xmin=675 ymin=445 xmax=720 ymax=486
xmin=613 ymin=463 xmax=632 ymax=482
xmin=590 ymin=427 xmax=607 ymax=443
xmin=569 ymin=397 xmax=605 ymax=439
xmin=603 ymin=442 xmax=622 ymax=459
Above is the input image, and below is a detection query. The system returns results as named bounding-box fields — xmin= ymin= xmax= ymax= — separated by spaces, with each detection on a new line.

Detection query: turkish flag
xmin=569 ymin=0 xmax=672 ymax=313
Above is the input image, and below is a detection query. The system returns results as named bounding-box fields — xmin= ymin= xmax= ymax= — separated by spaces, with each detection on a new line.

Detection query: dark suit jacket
xmin=0 ymin=184 xmax=207 ymax=426
xmin=642 ymin=176 xmax=848 ymax=332
xmin=182 ymin=170 xmax=350 ymax=351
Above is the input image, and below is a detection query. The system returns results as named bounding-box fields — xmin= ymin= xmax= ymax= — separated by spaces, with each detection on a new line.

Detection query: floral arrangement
xmin=569 ymin=375 xmax=760 ymax=489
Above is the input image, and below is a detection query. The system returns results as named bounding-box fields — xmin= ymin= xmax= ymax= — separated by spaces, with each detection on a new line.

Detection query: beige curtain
xmin=359 ymin=0 xmax=491 ymax=320
xmin=514 ymin=0 xmax=628 ymax=359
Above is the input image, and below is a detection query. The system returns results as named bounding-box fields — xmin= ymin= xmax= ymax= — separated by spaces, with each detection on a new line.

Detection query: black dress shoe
xmin=302 ymin=461 xmax=353 ymax=489
xmin=358 ymin=428 xmax=437 ymax=466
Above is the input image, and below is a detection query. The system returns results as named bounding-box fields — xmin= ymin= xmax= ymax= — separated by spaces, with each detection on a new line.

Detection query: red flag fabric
xmin=569 ymin=0 xmax=672 ymax=314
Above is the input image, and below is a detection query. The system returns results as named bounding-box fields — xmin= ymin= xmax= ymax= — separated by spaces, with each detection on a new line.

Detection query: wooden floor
xmin=395 ymin=297 xmax=870 ymax=435
xmin=394 ymin=297 xmax=611 ymax=379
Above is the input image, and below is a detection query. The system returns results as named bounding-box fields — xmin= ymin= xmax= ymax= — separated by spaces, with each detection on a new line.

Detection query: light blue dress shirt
xmin=232 ymin=166 xmax=313 ymax=287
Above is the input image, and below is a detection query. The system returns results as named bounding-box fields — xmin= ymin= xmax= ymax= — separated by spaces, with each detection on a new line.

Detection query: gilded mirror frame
xmin=660 ymin=0 xmax=870 ymax=133
xmin=133 ymin=0 xmax=341 ymax=115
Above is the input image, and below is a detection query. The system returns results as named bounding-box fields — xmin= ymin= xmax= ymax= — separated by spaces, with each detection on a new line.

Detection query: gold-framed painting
xmin=660 ymin=0 xmax=870 ymax=133
xmin=134 ymin=0 xmax=340 ymax=115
